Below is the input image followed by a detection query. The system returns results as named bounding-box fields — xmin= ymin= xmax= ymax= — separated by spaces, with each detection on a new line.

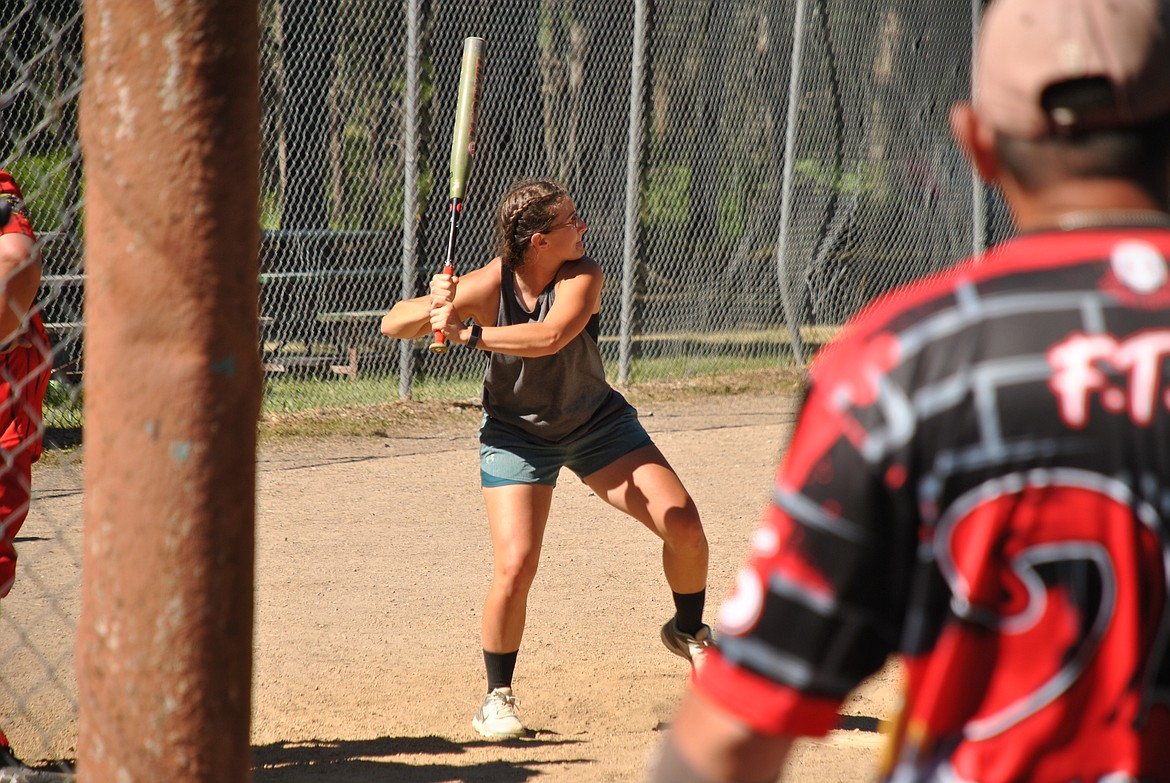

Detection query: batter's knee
xmin=661 ymin=504 xmax=707 ymax=553
xmin=493 ymin=549 xmax=541 ymax=596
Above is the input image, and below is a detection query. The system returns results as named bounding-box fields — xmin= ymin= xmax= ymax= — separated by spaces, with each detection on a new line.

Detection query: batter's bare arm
xmin=381 ymin=259 xmax=499 ymax=340
xmin=0 ymin=232 xmax=41 ymax=345
xmin=434 ymin=257 xmax=602 ymax=357
xmin=380 ymin=295 xmax=431 ymax=340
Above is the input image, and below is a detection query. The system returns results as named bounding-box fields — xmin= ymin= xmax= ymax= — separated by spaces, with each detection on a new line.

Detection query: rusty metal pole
xmin=76 ymin=1 xmax=260 ymax=781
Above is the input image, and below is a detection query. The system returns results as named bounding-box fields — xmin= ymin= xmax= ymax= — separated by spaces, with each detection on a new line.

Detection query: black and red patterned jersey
xmin=695 ymin=226 xmax=1170 ymax=783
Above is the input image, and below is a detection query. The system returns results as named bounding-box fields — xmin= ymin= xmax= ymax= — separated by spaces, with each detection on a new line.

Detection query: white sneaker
xmin=661 ymin=618 xmax=713 ymax=669
xmin=472 ymin=687 xmax=526 ymax=739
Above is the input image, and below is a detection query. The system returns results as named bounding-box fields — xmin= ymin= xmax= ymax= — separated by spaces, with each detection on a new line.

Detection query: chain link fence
xmin=258 ymin=0 xmax=1013 ymax=412
xmin=0 ymin=0 xmax=1014 ymax=771
xmin=0 ymin=0 xmax=84 ymax=775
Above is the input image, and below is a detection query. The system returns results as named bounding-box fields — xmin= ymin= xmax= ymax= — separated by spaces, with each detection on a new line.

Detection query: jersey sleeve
xmin=693 ymin=325 xmax=914 ymax=737
xmin=0 ymin=172 xmax=35 ymax=239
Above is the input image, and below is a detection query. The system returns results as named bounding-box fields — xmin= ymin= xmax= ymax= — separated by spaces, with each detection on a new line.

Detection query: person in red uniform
xmin=0 ymin=171 xmax=52 ymax=771
xmin=648 ymin=0 xmax=1170 ymax=781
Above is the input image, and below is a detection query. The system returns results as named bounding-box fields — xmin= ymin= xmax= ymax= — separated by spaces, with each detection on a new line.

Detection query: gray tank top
xmin=482 ymin=264 xmax=623 ymax=442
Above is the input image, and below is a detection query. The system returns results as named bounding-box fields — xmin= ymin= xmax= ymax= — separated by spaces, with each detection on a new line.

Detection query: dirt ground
xmin=8 ymin=383 xmax=898 ymax=781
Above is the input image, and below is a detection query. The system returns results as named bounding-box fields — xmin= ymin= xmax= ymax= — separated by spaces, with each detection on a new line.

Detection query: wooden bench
xmin=316 ymin=309 xmax=391 ymax=380
xmin=262 ymin=354 xmax=348 ymax=376
xmin=43 ymin=320 xmax=84 ymax=382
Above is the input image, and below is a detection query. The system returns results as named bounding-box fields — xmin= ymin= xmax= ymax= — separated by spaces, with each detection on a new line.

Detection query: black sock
xmin=671 ymin=589 xmax=706 ymax=636
xmin=484 ymin=649 xmax=518 ymax=692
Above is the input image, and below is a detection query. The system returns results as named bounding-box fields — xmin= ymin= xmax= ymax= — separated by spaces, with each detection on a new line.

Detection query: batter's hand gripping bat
xmin=430 ymin=36 xmax=486 ymax=354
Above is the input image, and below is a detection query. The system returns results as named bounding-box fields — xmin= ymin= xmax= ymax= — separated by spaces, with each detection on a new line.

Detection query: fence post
xmin=619 ymin=0 xmax=649 ymax=385
xmin=775 ymin=0 xmax=810 ymax=367
xmin=969 ymin=0 xmax=987 ymax=258
xmin=399 ymin=0 xmax=422 ymax=399
xmin=76 ymin=1 xmax=261 ymax=781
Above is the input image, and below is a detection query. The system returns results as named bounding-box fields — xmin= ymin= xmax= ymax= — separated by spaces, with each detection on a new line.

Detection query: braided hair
xmin=495 ymin=178 xmax=569 ymax=270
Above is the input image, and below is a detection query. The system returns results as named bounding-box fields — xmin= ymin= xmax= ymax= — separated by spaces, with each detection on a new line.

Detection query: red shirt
xmin=0 ymin=171 xmax=47 ymax=345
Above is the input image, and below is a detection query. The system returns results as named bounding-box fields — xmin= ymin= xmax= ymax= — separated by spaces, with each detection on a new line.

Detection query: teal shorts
xmin=479 ymin=403 xmax=653 ymax=487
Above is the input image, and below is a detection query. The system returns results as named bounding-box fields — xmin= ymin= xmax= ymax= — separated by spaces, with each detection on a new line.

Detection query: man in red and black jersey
xmin=649 ymin=0 xmax=1170 ymax=781
xmin=0 ymin=171 xmax=53 ymax=773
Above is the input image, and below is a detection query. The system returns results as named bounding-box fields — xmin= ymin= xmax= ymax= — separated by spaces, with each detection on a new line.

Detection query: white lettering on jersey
xmin=1048 ymin=330 xmax=1170 ymax=427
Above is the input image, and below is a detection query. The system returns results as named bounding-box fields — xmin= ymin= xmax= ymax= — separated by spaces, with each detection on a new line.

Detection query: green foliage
xmin=44 ymin=377 xmax=70 ymax=407
xmin=7 ymin=151 xmax=79 ymax=232
xmin=391 ymin=57 xmax=435 ymax=108
xmin=43 ymin=377 xmax=82 ymax=430
xmin=640 ymin=165 xmax=691 ymax=228
xmin=260 ymin=190 xmax=282 ymax=230
xmin=715 ymin=187 xmax=746 ymax=240
xmin=793 ymin=158 xmax=888 ymax=198
xmin=536 ymin=2 xmax=554 ymax=51
xmin=257 ymin=0 xmax=407 ymax=231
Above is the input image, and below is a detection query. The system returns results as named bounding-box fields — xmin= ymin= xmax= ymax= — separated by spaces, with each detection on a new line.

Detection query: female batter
xmin=381 ymin=178 xmax=711 ymax=739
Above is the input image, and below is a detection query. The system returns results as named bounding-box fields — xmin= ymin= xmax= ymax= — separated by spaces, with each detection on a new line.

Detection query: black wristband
xmin=467 ymin=323 xmax=482 ymax=349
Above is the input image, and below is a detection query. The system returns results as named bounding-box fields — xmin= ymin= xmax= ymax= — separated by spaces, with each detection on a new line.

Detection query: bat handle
xmin=429 ymin=262 xmax=456 ymax=354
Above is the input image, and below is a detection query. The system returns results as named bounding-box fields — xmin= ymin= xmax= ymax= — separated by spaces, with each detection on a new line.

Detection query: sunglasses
xmin=546 ymin=213 xmax=584 ymax=233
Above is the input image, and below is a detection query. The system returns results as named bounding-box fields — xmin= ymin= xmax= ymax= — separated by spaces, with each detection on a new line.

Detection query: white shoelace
xmin=487 ymin=690 xmax=520 ymax=717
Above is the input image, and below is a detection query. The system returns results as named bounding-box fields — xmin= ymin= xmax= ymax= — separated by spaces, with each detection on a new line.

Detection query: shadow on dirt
xmin=252 ymin=735 xmax=591 ymax=782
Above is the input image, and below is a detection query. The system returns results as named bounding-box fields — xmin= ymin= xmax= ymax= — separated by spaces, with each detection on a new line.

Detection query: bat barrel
xmin=448 ymin=37 xmax=485 ymax=201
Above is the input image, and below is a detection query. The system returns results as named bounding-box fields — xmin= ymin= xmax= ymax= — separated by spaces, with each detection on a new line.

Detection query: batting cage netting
xmin=0 ymin=0 xmax=1010 ymax=770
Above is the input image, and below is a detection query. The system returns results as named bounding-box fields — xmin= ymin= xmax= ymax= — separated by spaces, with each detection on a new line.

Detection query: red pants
xmin=0 ymin=337 xmax=50 ymax=599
